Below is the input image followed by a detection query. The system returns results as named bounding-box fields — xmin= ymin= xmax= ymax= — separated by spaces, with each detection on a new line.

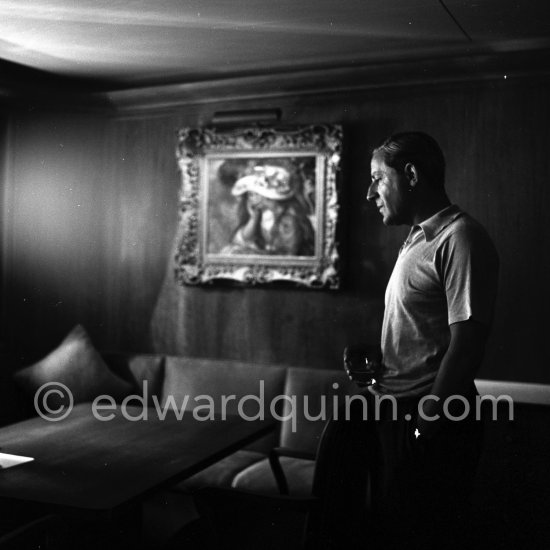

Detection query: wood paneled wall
xmin=2 ymin=76 xmax=549 ymax=383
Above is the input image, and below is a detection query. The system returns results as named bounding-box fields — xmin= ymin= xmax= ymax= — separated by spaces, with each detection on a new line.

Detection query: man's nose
xmin=366 ymin=182 xmax=378 ymax=202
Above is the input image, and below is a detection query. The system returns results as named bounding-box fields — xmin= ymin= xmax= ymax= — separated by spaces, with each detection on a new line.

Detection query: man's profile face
xmin=368 ymin=154 xmax=411 ymax=226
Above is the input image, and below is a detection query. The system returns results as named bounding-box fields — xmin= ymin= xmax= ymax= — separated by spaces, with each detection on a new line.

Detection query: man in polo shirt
xmin=361 ymin=131 xmax=499 ymax=549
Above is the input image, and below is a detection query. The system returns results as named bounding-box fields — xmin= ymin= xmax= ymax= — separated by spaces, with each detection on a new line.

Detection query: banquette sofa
xmin=5 ymin=325 xmax=550 ymax=548
xmin=8 ymin=330 xmax=357 ymax=498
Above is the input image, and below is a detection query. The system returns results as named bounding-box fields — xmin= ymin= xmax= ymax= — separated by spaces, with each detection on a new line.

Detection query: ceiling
xmin=0 ymin=0 xmax=549 ymax=91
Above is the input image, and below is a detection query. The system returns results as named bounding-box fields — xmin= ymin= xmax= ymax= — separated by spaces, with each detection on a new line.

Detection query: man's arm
xmin=416 ymin=319 xmax=488 ymax=439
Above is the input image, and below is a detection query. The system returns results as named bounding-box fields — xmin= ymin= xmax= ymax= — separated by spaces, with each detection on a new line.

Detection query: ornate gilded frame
xmin=175 ymin=125 xmax=342 ymax=288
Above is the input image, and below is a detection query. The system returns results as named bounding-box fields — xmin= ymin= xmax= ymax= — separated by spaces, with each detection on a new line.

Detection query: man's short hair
xmin=372 ymin=132 xmax=446 ymax=188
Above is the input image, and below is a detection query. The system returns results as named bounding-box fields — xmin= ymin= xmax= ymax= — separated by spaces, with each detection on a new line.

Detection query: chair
xmin=189 ymin=404 xmax=375 ymax=550
xmin=267 ymin=445 xmax=315 ymax=495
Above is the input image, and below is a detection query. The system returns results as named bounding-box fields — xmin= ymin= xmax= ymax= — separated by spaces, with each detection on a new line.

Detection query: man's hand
xmin=416 ymin=319 xmax=488 ymax=439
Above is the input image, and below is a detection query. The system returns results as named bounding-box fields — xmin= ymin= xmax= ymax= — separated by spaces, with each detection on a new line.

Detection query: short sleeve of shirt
xmin=436 ymin=220 xmax=499 ymax=326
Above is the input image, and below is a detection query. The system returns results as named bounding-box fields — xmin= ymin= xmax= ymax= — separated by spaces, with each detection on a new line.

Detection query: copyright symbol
xmin=34 ymin=382 xmax=74 ymax=421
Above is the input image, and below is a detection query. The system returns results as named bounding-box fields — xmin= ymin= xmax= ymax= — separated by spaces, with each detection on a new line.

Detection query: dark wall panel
xmin=2 ymin=77 xmax=549 ymax=383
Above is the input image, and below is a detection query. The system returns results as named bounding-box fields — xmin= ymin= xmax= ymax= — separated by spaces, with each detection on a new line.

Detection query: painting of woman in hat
xmin=221 ymin=163 xmax=315 ymax=256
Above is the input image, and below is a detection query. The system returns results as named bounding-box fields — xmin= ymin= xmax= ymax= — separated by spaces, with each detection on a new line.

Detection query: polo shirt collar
xmin=417 ymin=204 xmax=462 ymax=241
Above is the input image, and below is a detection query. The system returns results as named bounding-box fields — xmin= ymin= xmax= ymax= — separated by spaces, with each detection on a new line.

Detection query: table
xmin=0 ymin=403 xmax=275 ymax=511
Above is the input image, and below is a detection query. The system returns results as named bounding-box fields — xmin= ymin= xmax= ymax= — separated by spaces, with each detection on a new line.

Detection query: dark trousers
xmin=378 ymin=394 xmax=482 ymax=549
xmin=330 ymin=393 xmax=484 ymax=550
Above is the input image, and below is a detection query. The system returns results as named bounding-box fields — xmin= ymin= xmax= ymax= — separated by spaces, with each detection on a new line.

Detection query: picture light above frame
xmin=175 ymin=124 xmax=342 ymax=288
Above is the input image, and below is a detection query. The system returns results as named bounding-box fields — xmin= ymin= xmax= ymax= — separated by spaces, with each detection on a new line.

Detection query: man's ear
xmin=404 ymin=163 xmax=418 ymax=188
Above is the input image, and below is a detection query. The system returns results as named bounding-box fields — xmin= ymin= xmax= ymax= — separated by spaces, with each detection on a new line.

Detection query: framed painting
xmin=174 ymin=125 xmax=342 ymax=288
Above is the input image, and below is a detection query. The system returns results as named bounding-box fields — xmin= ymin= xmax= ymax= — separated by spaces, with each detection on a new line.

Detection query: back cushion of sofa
xmin=162 ymin=357 xmax=288 ymax=453
xmin=280 ymin=367 xmax=357 ymax=455
xmin=162 ymin=356 xmax=287 ymax=418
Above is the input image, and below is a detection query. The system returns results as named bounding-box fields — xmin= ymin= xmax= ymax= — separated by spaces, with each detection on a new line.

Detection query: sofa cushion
xmin=162 ymin=357 xmax=287 ymax=453
xmin=172 ymin=450 xmax=266 ymax=493
xmin=279 ymin=367 xmax=357 ymax=454
xmin=231 ymin=456 xmax=315 ymax=497
xmin=13 ymin=325 xmax=133 ymax=411
xmin=162 ymin=357 xmax=287 ymax=414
